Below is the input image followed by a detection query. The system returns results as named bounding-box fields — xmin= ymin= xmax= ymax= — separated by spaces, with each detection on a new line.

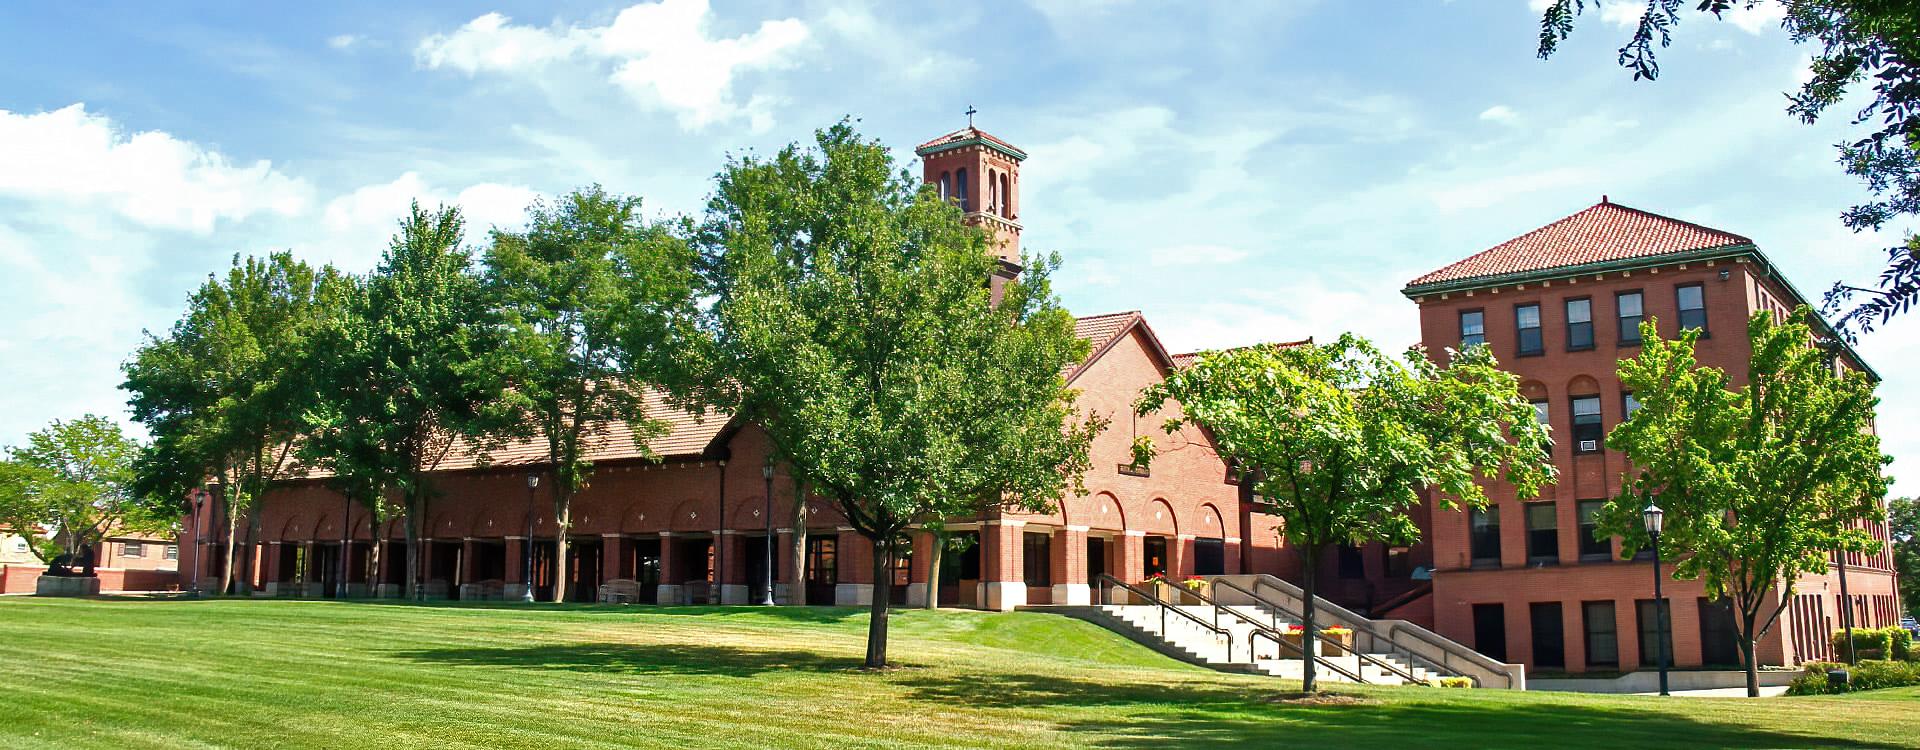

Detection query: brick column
xmin=1054 ymin=526 xmax=1090 ymax=605
xmin=717 ymin=530 xmax=748 ymax=604
xmin=1120 ymin=530 xmax=1145 ymax=587
xmin=982 ymin=520 xmax=1026 ymax=611
xmin=906 ymin=530 xmax=936 ymax=607
xmin=603 ymin=534 xmax=627 ymax=583
xmin=835 ymin=529 xmax=872 ymax=606
xmin=775 ymin=529 xmax=796 ymax=605
xmin=1174 ymin=534 xmax=1195 ymax=579
xmin=504 ymin=536 xmax=527 ymax=601
xmin=656 ymin=532 xmax=681 ymax=604
xmin=260 ymin=542 xmax=281 ymax=595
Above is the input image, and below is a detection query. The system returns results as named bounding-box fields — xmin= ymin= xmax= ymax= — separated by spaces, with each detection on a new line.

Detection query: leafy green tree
xmin=1133 ymin=337 xmax=1555 ymax=692
xmin=482 ymin=186 xmax=701 ymax=603
xmin=1597 ymin=307 xmax=1888 ymax=696
xmin=1534 ymin=0 xmax=1920 ymax=335
xmin=296 ymin=272 xmax=399 ymax=592
xmin=123 ymin=252 xmax=342 ymax=594
xmin=1890 ymin=497 xmax=1920 ymax=619
xmin=309 ymin=203 xmax=513 ymax=599
xmin=0 ymin=416 xmax=164 ymax=567
xmin=695 ymin=122 xmax=1102 ymax=668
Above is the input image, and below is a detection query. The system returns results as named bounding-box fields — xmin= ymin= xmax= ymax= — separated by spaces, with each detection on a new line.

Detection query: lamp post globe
xmin=1643 ymin=503 xmax=1670 ymax=696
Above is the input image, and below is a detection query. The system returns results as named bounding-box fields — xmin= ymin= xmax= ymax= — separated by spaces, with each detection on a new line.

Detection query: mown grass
xmin=0 ymin=596 xmax=1913 ymax=748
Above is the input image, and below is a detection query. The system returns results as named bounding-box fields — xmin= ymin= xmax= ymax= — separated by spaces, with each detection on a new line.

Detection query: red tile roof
xmin=914 ymin=127 xmax=1028 ymax=159
xmin=1170 ymin=338 xmax=1313 ymax=369
xmin=1405 ymin=199 xmax=1753 ymax=290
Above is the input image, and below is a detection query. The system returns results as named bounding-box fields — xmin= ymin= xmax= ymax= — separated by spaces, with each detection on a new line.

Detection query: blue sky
xmin=2 ymin=1 xmax=1915 ymax=493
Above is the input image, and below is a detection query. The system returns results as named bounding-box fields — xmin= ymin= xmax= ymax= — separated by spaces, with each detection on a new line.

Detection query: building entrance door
xmin=805 ymin=536 xmax=837 ymax=605
xmin=633 ymin=538 xmax=660 ymax=604
xmin=1143 ymin=536 xmax=1169 ymax=579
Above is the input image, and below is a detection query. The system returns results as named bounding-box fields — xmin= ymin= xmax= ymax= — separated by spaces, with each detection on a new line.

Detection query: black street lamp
xmin=1643 ymin=503 xmax=1670 ymax=697
xmin=762 ymin=461 xmax=776 ymax=606
xmin=523 ymin=473 xmax=539 ymax=603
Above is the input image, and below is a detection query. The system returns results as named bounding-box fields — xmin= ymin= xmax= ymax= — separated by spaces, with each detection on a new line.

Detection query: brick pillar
xmin=1120 ymin=531 xmax=1145 ymax=585
xmin=906 ymin=530 xmax=935 ymax=606
xmin=776 ymin=529 xmax=795 ymax=605
xmin=1054 ymin=526 xmax=1090 ymax=605
xmin=260 ymin=542 xmax=281 ymax=594
xmin=835 ymin=529 xmax=873 ymax=606
xmin=717 ymin=531 xmax=747 ymax=604
xmin=504 ymin=537 xmax=526 ymax=600
xmin=1174 ymin=534 xmax=1195 ymax=579
xmin=460 ymin=538 xmax=477 ymax=582
xmin=603 ymin=534 xmax=627 ymax=583
xmin=656 ymin=532 xmax=681 ymax=604
xmin=982 ymin=521 xmax=1026 ymax=611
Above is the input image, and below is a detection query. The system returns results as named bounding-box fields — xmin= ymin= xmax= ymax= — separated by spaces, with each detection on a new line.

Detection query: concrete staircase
xmin=1092 ymin=603 xmax=1435 ymax=685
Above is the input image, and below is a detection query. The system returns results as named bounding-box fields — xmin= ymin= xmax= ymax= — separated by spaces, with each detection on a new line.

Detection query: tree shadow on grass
xmin=898 ymin=671 xmax=1900 ymax=749
xmin=355 ymin=600 xmax=864 ymax=624
xmin=394 ymin=642 xmax=873 ymax=677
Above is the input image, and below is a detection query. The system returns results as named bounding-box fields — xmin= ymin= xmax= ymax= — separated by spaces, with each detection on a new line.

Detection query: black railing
xmin=1170 ymin=578 xmax=1376 ymax=684
xmin=1243 ymin=575 xmax=1510 ymax=688
xmin=1095 ymin=574 xmax=1227 ymax=649
xmin=1205 ymin=578 xmax=1424 ymax=685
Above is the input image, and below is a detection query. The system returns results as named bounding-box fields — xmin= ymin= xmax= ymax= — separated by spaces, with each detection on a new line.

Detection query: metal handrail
xmin=1096 ymin=574 xmax=1228 ymax=647
xmin=1178 ymin=579 xmax=1376 ymax=684
xmin=1204 ymin=578 xmax=1424 ymax=685
xmin=1246 ymin=576 xmax=1508 ymax=688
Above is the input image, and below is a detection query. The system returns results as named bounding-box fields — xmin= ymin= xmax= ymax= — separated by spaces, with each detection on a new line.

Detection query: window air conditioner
xmin=1578 ymin=439 xmax=1598 ymax=452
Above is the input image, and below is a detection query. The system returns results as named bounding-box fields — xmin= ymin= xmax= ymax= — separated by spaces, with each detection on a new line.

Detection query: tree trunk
xmin=403 ymin=497 xmax=422 ymax=601
xmin=554 ymin=498 xmax=571 ymax=604
xmin=923 ymin=531 xmax=944 ymax=610
xmin=221 ymin=510 xmax=238 ymax=596
xmin=1299 ymin=543 xmax=1321 ymax=693
xmin=1736 ymin=601 xmax=1762 ymax=698
xmin=788 ymin=478 xmax=808 ymax=606
xmin=238 ymin=498 xmax=262 ymax=595
xmin=367 ymin=535 xmax=382 ymax=598
xmin=865 ymin=536 xmax=893 ymax=669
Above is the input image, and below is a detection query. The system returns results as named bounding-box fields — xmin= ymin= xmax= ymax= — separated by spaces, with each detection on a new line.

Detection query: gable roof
xmin=1404 ymin=199 xmax=1754 ymax=294
xmin=914 ymin=126 xmax=1029 ymax=161
xmin=1169 ymin=338 xmax=1313 ymax=369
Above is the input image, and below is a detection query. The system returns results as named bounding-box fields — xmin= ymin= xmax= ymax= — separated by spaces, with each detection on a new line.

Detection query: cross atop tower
xmin=964 ymin=104 xmax=977 ymax=128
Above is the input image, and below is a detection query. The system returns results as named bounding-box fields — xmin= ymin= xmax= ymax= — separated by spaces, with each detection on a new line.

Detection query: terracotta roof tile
xmin=1170 ymin=338 xmax=1313 ymax=369
xmin=1406 ymin=199 xmax=1752 ymax=290
xmin=914 ymin=127 xmax=1028 ymax=159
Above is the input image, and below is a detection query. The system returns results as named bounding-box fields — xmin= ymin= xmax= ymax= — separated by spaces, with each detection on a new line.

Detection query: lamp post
xmin=761 ymin=462 xmax=777 ymax=606
xmin=1643 ymin=503 xmax=1670 ymax=697
xmin=193 ymin=484 xmax=214 ymax=597
xmin=523 ymin=473 xmax=539 ymax=603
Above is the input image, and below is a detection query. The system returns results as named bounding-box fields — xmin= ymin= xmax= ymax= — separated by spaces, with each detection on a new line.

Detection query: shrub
xmin=1788 ymin=659 xmax=1920 ymax=695
xmin=1830 ymin=626 xmax=1913 ymax=662
xmin=1430 ymin=676 xmax=1475 ymax=688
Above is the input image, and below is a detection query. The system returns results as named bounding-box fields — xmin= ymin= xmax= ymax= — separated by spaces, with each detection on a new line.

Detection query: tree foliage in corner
xmin=1536 ymin=0 xmax=1920 ymax=335
xmin=483 ymin=186 xmax=701 ymax=603
xmin=1596 ymin=307 xmax=1888 ymax=697
xmin=0 ymin=416 xmax=164 ymax=566
xmin=695 ymin=122 xmax=1103 ymax=668
xmin=1889 ymin=496 xmax=1920 ymax=618
xmin=1132 ymin=336 xmax=1555 ymax=692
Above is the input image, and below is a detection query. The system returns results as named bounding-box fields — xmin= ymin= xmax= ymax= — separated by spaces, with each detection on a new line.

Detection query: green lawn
xmin=0 ymin=597 xmax=1912 ymax=749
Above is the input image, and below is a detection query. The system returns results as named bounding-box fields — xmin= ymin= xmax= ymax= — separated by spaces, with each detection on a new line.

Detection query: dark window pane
xmin=1571 ymin=396 xmax=1603 ymax=453
xmin=1516 ymin=304 xmax=1543 ymax=355
xmin=1023 ymin=532 xmax=1051 ymax=588
xmin=1699 ymin=597 xmax=1740 ymax=666
xmin=1677 ymin=285 xmax=1706 ymax=331
xmin=1526 ymin=503 xmax=1558 ymax=565
xmin=1577 ymin=500 xmax=1611 ymax=559
xmin=1583 ymin=601 xmax=1619 ymax=667
xmin=1637 ymin=599 xmax=1674 ymax=668
xmin=1470 ymin=507 xmax=1502 ymax=567
xmin=1337 ymin=544 xmax=1365 ymax=579
xmin=1566 ymin=298 xmax=1593 ymax=350
xmin=1193 ymin=538 xmax=1225 ymax=576
xmin=957 ymin=532 xmax=981 ymax=579
xmin=1461 ymin=310 xmax=1485 ymax=348
xmin=1474 ymin=603 xmax=1507 ymax=662
xmin=1531 ymin=602 xmax=1566 ymax=668
xmin=1617 ymin=292 xmax=1643 ymax=343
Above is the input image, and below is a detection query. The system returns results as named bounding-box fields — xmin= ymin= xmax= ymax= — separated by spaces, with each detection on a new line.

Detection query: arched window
xmin=938 ymin=171 xmax=950 ymax=202
xmin=955 ymin=168 xmax=970 ymax=212
xmin=1000 ymin=172 xmax=1012 ymax=218
xmin=987 ymin=169 xmax=999 ymax=214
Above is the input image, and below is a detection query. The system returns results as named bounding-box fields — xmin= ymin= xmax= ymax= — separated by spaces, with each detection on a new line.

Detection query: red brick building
xmin=1400 ymin=199 xmax=1902 ymax=673
xmin=176 ymin=126 xmax=1269 ymax=611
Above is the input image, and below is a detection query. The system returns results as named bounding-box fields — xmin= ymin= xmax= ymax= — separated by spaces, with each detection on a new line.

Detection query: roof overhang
xmin=914 ymin=135 xmax=1028 ymax=163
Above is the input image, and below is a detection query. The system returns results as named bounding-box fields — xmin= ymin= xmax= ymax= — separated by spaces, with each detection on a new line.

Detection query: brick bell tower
xmin=915 ymin=115 xmax=1027 ymax=300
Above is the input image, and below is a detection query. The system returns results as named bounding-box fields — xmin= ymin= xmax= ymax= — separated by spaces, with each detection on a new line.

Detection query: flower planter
xmin=1280 ymin=629 xmax=1354 ymax=657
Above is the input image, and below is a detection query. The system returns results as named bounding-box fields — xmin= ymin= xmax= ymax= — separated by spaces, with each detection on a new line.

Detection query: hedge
xmin=1787 ymin=660 xmax=1920 ymax=695
xmin=1829 ymin=626 xmax=1913 ymax=662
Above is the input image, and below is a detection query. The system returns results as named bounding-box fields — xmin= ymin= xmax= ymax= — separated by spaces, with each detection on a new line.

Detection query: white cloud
xmin=1149 ymin=244 xmax=1248 ymax=266
xmin=1721 ymin=1 xmax=1786 ymax=35
xmin=327 ymin=34 xmax=361 ymax=50
xmin=1479 ymin=104 xmax=1518 ymax=124
xmin=319 ymin=172 xmax=537 ymax=270
xmin=416 ymin=1 xmax=808 ymax=131
xmin=0 ymin=104 xmax=311 ymax=234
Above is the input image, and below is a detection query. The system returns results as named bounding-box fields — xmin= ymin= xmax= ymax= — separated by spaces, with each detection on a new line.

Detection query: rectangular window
xmin=1583 ymin=600 xmax=1619 ymax=667
xmin=1637 ymin=599 xmax=1674 ymax=668
xmin=1623 ymin=392 xmax=1640 ymax=419
xmin=1022 ymin=532 xmax=1051 ymax=588
xmin=123 ymin=541 xmax=145 ymax=558
xmin=1515 ymin=304 xmax=1543 ymax=356
xmin=1577 ymin=500 xmax=1611 ymax=560
xmin=1565 ymin=298 xmax=1593 ymax=351
xmin=1469 ymin=506 xmax=1501 ymax=568
xmin=1531 ymin=602 xmax=1566 ymax=668
xmin=1525 ymin=503 xmax=1558 ymax=565
xmin=1337 ymin=544 xmax=1365 ymax=579
xmin=1617 ymin=291 xmax=1644 ymax=344
xmin=1460 ymin=310 xmax=1485 ymax=348
xmin=1699 ymin=597 xmax=1741 ymax=666
xmin=1571 ymin=395 xmax=1602 ymax=454
xmin=1677 ymin=284 xmax=1707 ymax=332
xmin=164 ymin=545 xmax=179 ymax=560
xmin=1532 ymin=399 xmax=1553 ymax=456
xmin=1193 ymin=538 xmax=1225 ymax=576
